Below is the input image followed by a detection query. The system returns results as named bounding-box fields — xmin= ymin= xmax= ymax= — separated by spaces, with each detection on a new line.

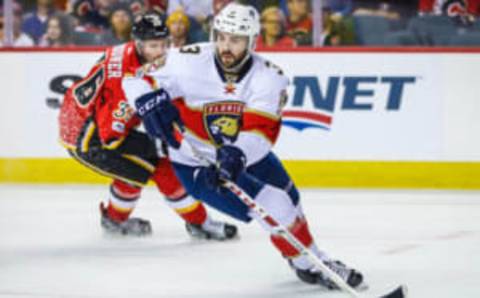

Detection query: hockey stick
xmin=223 ymin=180 xmax=406 ymax=298
xmin=178 ymin=132 xmax=407 ymax=298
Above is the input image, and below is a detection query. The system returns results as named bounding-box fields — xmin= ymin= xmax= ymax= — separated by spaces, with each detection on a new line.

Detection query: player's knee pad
xmin=250 ymin=184 xmax=299 ymax=231
xmin=152 ymin=158 xmax=186 ymax=199
xmin=247 ymin=153 xmax=300 ymax=206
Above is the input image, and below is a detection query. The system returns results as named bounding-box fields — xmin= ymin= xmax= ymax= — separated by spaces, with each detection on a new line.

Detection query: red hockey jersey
xmin=59 ymin=42 xmax=142 ymax=150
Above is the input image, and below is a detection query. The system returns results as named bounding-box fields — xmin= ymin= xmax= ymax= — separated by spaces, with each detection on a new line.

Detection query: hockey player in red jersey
xmin=58 ymin=11 xmax=237 ymax=239
xmin=124 ymin=3 xmax=364 ymax=290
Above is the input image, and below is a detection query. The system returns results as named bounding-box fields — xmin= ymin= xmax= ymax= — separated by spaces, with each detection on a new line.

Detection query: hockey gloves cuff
xmin=192 ymin=146 xmax=246 ymax=192
xmin=135 ymin=88 xmax=184 ymax=149
xmin=216 ymin=145 xmax=246 ymax=183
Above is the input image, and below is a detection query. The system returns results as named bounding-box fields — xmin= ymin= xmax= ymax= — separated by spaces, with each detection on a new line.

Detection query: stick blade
xmin=379 ymin=285 xmax=408 ymax=298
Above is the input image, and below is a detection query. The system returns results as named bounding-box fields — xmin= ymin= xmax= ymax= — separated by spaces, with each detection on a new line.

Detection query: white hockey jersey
xmin=123 ymin=43 xmax=289 ymax=167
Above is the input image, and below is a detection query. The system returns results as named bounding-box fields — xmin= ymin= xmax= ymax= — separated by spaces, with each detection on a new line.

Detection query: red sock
xmin=106 ymin=180 xmax=141 ymax=222
xmin=165 ymin=195 xmax=207 ymax=225
xmin=270 ymin=217 xmax=314 ymax=258
xmin=153 ymin=158 xmax=207 ymax=225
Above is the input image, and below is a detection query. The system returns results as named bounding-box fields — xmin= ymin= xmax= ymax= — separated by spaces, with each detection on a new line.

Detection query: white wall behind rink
xmin=0 ymin=49 xmax=479 ymax=161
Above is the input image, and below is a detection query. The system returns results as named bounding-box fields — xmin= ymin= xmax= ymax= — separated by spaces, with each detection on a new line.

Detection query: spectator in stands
xmin=168 ymin=0 xmax=212 ymax=41
xmin=418 ymin=0 xmax=480 ymax=24
xmin=88 ymin=0 xmax=118 ymax=31
xmin=147 ymin=0 xmax=168 ymax=14
xmin=324 ymin=0 xmax=353 ymax=17
xmin=353 ymin=1 xmax=401 ymax=20
xmin=419 ymin=0 xmax=480 ymax=16
xmin=100 ymin=3 xmax=133 ymax=45
xmin=167 ymin=9 xmax=192 ymax=48
xmin=243 ymin=0 xmax=277 ymax=13
xmin=70 ymin=0 xmax=95 ymax=31
xmin=54 ymin=0 xmax=68 ymax=10
xmin=128 ymin=0 xmax=147 ymax=18
xmin=213 ymin=0 xmax=234 ymax=16
xmin=256 ymin=6 xmax=296 ymax=48
xmin=168 ymin=0 xmax=213 ymax=23
xmin=39 ymin=13 xmax=74 ymax=47
xmin=285 ymin=0 xmax=313 ymax=45
xmin=22 ymin=0 xmax=58 ymax=44
xmin=0 ymin=1 xmax=35 ymax=47
xmin=321 ymin=5 xmax=355 ymax=46
xmin=68 ymin=0 xmax=104 ymax=45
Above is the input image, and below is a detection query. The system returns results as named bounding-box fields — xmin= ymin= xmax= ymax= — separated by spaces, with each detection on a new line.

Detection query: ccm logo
xmin=136 ymin=89 xmax=170 ymax=116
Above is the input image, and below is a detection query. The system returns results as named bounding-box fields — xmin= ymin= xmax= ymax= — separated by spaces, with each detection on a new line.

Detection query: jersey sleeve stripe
xmin=242 ymin=111 xmax=281 ymax=144
xmin=244 ymin=107 xmax=280 ymax=121
xmin=174 ymin=98 xmax=211 ymax=142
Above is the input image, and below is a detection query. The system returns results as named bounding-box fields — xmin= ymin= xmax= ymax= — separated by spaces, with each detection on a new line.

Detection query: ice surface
xmin=0 ymin=185 xmax=479 ymax=298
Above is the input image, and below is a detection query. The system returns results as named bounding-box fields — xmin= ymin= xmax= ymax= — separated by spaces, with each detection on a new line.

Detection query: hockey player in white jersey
xmin=123 ymin=2 xmax=363 ymax=289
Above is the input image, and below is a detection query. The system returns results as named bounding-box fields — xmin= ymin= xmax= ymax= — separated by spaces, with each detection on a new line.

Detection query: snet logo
xmin=282 ymin=76 xmax=417 ymax=131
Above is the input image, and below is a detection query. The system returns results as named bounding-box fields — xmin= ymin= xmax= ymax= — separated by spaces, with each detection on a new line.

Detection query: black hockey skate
xmin=291 ymin=260 xmax=363 ymax=290
xmin=100 ymin=202 xmax=152 ymax=236
xmin=185 ymin=218 xmax=238 ymax=240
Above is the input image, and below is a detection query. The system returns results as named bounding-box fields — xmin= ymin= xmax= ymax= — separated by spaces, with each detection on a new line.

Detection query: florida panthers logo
xmin=203 ymin=101 xmax=244 ymax=145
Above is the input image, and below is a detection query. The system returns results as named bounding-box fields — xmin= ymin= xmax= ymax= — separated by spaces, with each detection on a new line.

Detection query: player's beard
xmin=219 ymin=50 xmax=236 ymax=67
xmin=218 ymin=49 xmax=248 ymax=72
xmin=135 ymin=39 xmax=169 ymax=64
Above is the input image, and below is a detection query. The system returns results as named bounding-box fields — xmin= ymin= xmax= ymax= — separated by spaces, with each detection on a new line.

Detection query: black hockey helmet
xmin=132 ymin=11 xmax=169 ymax=40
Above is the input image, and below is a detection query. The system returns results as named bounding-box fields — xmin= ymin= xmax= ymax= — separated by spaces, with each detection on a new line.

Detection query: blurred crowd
xmin=1 ymin=0 xmax=480 ymax=48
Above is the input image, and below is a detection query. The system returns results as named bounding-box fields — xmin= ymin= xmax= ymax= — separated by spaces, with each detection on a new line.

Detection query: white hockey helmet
xmin=212 ymin=2 xmax=261 ymax=51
